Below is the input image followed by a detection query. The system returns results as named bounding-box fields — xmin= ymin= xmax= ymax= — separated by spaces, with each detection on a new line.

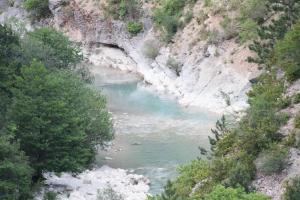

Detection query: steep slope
xmin=47 ymin=0 xmax=258 ymax=113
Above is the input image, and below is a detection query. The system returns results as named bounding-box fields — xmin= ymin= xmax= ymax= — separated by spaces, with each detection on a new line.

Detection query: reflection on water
xmin=92 ymin=66 xmax=218 ymax=194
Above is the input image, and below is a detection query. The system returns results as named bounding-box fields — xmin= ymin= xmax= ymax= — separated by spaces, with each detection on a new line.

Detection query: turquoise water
xmin=93 ymin=67 xmax=218 ymax=194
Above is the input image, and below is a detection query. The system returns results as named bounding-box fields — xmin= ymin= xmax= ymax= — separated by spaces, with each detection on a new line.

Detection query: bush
xmin=211 ymin=153 xmax=256 ymax=190
xmin=256 ymin=145 xmax=288 ymax=175
xmin=166 ymin=57 xmax=182 ymax=76
xmin=97 ymin=186 xmax=124 ymax=200
xmin=153 ymin=0 xmax=186 ymax=42
xmin=294 ymin=93 xmax=300 ymax=104
xmin=127 ymin=21 xmax=143 ymax=35
xmin=239 ymin=0 xmax=267 ymax=23
xmin=142 ymin=40 xmax=160 ymax=59
xmin=204 ymin=185 xmax=269 ymax=200
xmin=220 ymin=16 xmax=238 ymax=40
xmin=207 ymin=29 xmax=222 ymax=44
xmin=149 ymin=180 xmax=183 ymax=200
xmin=24 ymin=0 xmax=51 ymax=20
xmin=174 ymin=160 xmax=212 ymax=197
xmin=239 ymin=19 xmax=258 ymax=43
xmin=283 ymin=177 xmax=300 ymax=200
xmin=183 ymin=11 xmax=193 ymax=24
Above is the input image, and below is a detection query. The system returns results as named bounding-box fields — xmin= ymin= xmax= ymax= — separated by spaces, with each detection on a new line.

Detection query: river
xmin=92 ymin=65 xmax=218 ymax=194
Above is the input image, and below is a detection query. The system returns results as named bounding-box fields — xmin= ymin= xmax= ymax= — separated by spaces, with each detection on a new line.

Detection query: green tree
xmin=0 ymin=135 xmax=33 ymax=200
xmin=0 ymin=25 xmax=21 ymax=129
xmin=24 ymin=27 xmax=82 ymax=70
xmin=8 ymin=62 xmax=113 ymax=175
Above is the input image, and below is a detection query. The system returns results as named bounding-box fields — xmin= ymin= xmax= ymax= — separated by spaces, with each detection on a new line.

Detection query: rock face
xmin=34 ymin=166 xmax=150 ymax=200
xmin=48 ymin=0 xmax=259 ymax=113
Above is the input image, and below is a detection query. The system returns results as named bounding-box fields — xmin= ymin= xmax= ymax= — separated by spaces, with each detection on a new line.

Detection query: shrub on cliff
xmin=105 ymin=0 xmax=141 ymax=20
xmin=256 ymin=145 xmax=288 ymax=175
xmin=153 ymin=0 xmax=186 ymax=42
xmin=24 ymin=0 xmax=51 ymax=20
xmin=283 ymin=177 xmax=300 ymax=200
xmin=127 ymin=21 xmax=143 ymax=35
xmin=166 ymin=57 xmax=182 ymax=76
xmin=142 ymin=40 xmax=160 ymax=60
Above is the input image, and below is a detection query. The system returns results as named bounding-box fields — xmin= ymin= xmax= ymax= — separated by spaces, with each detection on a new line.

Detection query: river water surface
xmin=92 ymin=66 xmax=218 ymax=194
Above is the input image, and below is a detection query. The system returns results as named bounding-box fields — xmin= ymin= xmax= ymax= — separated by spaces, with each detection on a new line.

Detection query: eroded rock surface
xmin=49 ymin=0 xmax=259 ymax=113
xmin=35 ymin=166 xmax=150 ymax=200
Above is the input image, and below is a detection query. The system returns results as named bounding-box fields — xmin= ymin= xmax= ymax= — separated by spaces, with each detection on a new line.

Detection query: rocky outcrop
xmin=34 ymin=166 xmax=150 ymax=200
xmin=48 ymin=0 xmax=259 ymax=113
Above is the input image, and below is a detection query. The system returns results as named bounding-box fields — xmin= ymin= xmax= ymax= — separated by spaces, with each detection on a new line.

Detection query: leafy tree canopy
xmin=8 ymin=62 xmax=113 ymax=174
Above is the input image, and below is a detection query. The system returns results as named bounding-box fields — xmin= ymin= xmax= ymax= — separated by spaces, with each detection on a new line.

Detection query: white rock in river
xmin=35 ymin=166 xmax=150 ymax=200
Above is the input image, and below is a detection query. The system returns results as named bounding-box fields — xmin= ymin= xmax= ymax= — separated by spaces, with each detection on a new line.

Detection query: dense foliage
xmin=24 ymin=27 xmax=82 ymax=70
xmin=0 ymin=24 xmax=113 ymax=199
xmin=0 ymin=24 xmax=21 ymax=129
xmin=9 ymin=62 xmax=113 ymax=174
xmin=153 ymin=0 xmax=300 ymax=199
